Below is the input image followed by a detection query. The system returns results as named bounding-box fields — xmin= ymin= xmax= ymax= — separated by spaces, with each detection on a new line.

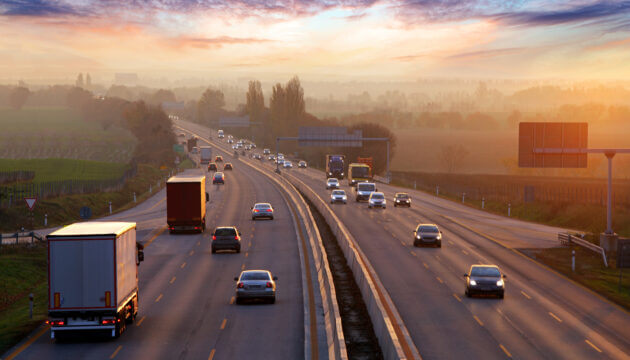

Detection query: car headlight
xmin=341 ymin=172 xmax=344 ymax=176
xmin=436 ymin=234 xmax=442 ymax=240
xmin=416 ymin=235 xmax=421 ymax=239
xmin=396 ymin=200 xmax=400 ymax=203
xmin=496 ymin=280 xmax=504 ymax=287
xmin=342 ymin=196 xmax=347 ymax=200
xmin=469 ymin=280 xmax=477 ymax=286
xmin=328 ymin=172 xmax=332 ymax=175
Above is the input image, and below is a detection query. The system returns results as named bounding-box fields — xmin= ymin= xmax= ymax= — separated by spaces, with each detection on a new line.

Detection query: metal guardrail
xmin=558 ymin=232 xmax=608 ymax=267
xmin=0 ymin=231 xmax=44 ymax=245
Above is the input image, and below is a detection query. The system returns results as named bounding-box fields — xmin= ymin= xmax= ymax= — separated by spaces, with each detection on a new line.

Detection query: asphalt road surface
xmin=180 ymin=119 xmax=630 ymax=360
xmin=6 ymin=156 xmax=305 ymax=360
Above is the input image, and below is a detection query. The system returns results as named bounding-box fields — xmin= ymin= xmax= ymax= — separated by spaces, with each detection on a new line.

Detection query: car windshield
xmin=358 ymin=183 xmax=375 ymax=191
xmin=328 ymin=179 xmax=338 ymax=183
xmin=255 ymin=204 xmax=271 ymax=209
xmin=418 ymin=226 xmax=439 ymax=233
xmin=470 ymin=267 xmax=501 ymax=277
xmin=241 ymin=272 xmax=270 ymax=281
xmin=215 ymin=228 xmax=236 ymax=236
xmin=396 ymin=194 xmax=409 ymax=199
xmin=371 ymin=194 xmax=384 ymax=199
xmin=332 ymin=190 xmax=345 ymax=195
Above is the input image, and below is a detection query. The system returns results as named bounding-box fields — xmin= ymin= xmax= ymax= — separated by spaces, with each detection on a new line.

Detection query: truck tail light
xmin=266 ymin=282 xmax=273 ymax=288
xmin=51 ymin=320 xmax=65 ymax=326
xmin=54 ymin=292 xmax=60 ymax=308
xmin=237 ymin=282 xmax=244 ymax=288
xmin=102 ymin=319 xmax=116 ymax=325
xmin=105 ymin=291 xmax=111 ymax=307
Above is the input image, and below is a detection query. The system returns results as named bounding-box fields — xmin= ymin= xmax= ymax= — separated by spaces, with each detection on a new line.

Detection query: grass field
xmin=0 ymin=244 xmax=48 ymax=355
xmin=525 ymin=246 xmax=630 ymax=311
xmin=0 ymin=107 xmax=136 ymax=163
xmin=0 ymin=159 xmax=127 ymax=183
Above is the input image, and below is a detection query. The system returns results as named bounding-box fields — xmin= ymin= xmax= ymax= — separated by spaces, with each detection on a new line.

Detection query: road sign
xmin=173 ymin=144 xmax=184 ymax=153
xmin=24 ymin=197 xmax=37 ymax=211
xmin=298 ymin=127 xmax=363 ymax=147
xmin=80 ymin=206 xmax=92 ymax=219
xmin=519 ymin=122 xmax=588 ymax=168
xmin=618 ymin=239 xmax=630 ymax=269
xmin=219 ymin=115 xmax=250 ymax=128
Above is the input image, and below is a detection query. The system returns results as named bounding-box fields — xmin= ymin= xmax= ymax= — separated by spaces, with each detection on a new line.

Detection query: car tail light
xmin=254 ymin=209 xmax=259 ymax=212
xmin=194 ymin=226 xmax=200 ymax=230
xmin=266 ymin=209 xmax=272 ymax=212
xmin=212 ymin=235 xmax=216 ymax=240
xmin=235 ymin=236 xmax=239 ymax=240
xmin=51 ymin=320 xmax=65 ymax=326
xmin=237 ymin=282 xmax=244 ymax=288
xmin=266 ymin=282 xmax=273 ymax=288
xmin=169 ymin=227 xmax=174 ymax=230
xmin=102 ymin=319 xmax=116 ymax=325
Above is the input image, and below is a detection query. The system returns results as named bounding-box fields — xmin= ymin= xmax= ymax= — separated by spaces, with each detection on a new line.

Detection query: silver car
xmin=283 ymin=161 xmax=293 ymax=169
xmin=330 ymin=190 xmax=347 ymax=204
xmin=251 ymin=202 xmax=274 ymax=220
xmin=368 ymin=192 xmax=386 ymax=209
xmin=234 ymin=270 xmax=277 ymax=304
xmin=326 ymin=178 xmax=340 ymax=189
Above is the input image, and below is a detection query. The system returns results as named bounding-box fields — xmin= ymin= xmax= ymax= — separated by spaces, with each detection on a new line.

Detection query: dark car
xmin=464 ymin=265 xmax=506 ymax=298
xmin=208 ymin=163 xmax=218 ymax=171
xmin=224 ymin=163 xmax=233 ymax=171
xmin=413 ymin=224 xmax=442 ymax=247
xmin=211 ymin=226 xmax=241 ymax=253
xmin=213 ymin=172 xmax=225 ymax=184
xmin=394 ymin=193 xmax=411 ymax=207
xmin=215 ymin=155 xmax=223 ymax=162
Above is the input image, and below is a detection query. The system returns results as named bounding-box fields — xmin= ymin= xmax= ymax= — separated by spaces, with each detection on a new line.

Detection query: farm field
xmin=0 ymin=107 xmax=136 ymax=163
xmin=0 ymin=158 xmax=127 ymax=183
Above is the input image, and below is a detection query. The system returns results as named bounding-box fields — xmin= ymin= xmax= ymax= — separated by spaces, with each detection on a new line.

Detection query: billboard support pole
xmin=606 ymin=152 xmax=615 ymax=234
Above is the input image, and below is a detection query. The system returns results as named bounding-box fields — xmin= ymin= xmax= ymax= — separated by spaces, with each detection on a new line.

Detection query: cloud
xmin=173 ymin=35 xmax=273 ymax=49
xmin=0 ymin=0 xmax=83 ymax=17
xmin=495 ymin=1 xmax=630 ymax=26
xmin=445 ymin=47 xmax=526 ymax=60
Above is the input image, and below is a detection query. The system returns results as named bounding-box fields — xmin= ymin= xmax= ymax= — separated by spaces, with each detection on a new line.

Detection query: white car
xmin=326 ymin=178 xmax=340 ymax=190
xmin=283 ymin=161 xmax=293 ymax=168
xmin=330 ymin=190 xmax=347 ymax=204
xmin=368 ymin=192 xmax=386 ymax=209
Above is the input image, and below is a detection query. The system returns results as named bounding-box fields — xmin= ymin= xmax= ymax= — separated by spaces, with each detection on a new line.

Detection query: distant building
xmin=162 ymin=101 xmax=185 ymax=110
xmin=114 ymin=73 xmax=138 ymax=85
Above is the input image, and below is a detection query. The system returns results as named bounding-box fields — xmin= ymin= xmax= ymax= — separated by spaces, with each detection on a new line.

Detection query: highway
xmin=5 ymin=154 xmax=307 ymax=359
xmin=179 ymin=119 xmax=630 ymax=360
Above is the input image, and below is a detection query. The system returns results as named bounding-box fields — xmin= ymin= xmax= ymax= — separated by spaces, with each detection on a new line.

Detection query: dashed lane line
xmin=473 ymin=315 xmax=484 ymax=326
xmin=180 ymin=262 xmax=187 ymax=269
xmin=155 ymin=294 xmax=163 ymax=303
xmin=170 ymin=276 xmax=176 ymax=284
xmin=548 ymin=312 xmax=562 ymax=323
xmin=453 ymin=293 xmax=462 ymax=302
xmin=585 ymin=339 xmax=603 ymax=353
xmin=136 ymin=316 xmax=146 ymax=327
xmin=109 ymin=345 xmax=122 ymax=359
xmin=499 ymin=344 xmax=512 ymax=358
xmin=208 ymin=349 xmax=216 ymax=360
xmin=520 ymin=291 xmax=532 ymax=299
xmin=220 ymin=318 xmax=227 ymax=330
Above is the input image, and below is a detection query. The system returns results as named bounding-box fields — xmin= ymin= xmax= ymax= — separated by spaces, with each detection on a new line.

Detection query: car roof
xmin=240 ymin=270 xmax=271 ymax=276
xmin=395 ymin=192 xmax=409 ymax=196
xmin=254 ymin=202 xmax=272 ymax=207
xmin=370 ymin=192 xmax=384 ymax=196
xmin=215 ymin=226 xmax=237 ymax=230
xmin=215 ymin=172 xmax=224 ymax=175
xmin=327 ymin=178 xmax=338 ymax=181
xmin=416 ymin=223 xmax=438 ymax=227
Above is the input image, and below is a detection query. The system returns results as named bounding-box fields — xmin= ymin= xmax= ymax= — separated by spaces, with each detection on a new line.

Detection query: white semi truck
xmin=47 ymin=222 xmax=144 ymax=339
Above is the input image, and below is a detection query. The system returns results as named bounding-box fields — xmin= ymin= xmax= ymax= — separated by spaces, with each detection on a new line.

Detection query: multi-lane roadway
xmin=5 ymin=154 xmax=307 ymax=360
xmin=180 ymin=119 xmax=630 ymax=360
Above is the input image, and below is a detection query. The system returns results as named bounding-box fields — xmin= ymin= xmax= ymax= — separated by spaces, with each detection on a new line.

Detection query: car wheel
xmin=235 ymin=298 xmax=242 ymax=305
xmin=437 ymin=241 xmax=442 ymax=248
xmin=270 ymin=216 xmax=274 ymax=220
xmin=269 ymin=297 xmax=276 ymax=304
xmin=465 ymin=290 xmax=471 ymax=297
xmin=211 ymin=248 xmax=216 ymax=254
xmin=236 ymin=247 xmax=241 ymax=253
xmin=252 ymin=217 xmax=255 ymax=220
xmin=499 ymin=292 xmax=504 ymax=299
xmin=413 ymin=241 xmax=418 ymax=247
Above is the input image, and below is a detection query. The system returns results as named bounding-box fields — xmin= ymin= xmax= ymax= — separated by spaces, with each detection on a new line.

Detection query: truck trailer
xmin=200 ymin=146 xmax=212 ymax=165
xmin=47 ymin=222 xmax=144 ymax=339
xmin=167 ymin=175 xmax=209 ymax=233
xmin=325 ymin=155 xmax=345 ymax=179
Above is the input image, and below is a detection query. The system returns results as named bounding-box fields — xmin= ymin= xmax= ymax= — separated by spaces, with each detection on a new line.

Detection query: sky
xmin=1 ymin=0 xmax=630 ymax=83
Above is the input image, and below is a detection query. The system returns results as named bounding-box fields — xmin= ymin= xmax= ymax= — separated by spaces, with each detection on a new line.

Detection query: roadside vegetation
xmin=0 ymin=244 xmax=47 ymax=355
xmin=0 ymin=158 xmax=127 ymax=182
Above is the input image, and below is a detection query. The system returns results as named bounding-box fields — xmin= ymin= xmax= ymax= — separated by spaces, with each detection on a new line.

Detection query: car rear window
xmin=215 ymin=228 xmax=236 ymax=236
xmin=470 ymin=267 xmax=501 ymax=277
xmin=241 ymin=272 xmax=270 ymax=281
xmin=255 ymin=204 xmax=271 ymax=209
xmin=332 ymin=190 xmax=345 ymax=195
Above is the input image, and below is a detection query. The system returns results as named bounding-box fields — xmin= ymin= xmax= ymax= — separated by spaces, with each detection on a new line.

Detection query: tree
xmin=76 ymin=73 xmax=84 ymax=88
xmin=439 ymin=144 xmax=469 ymax=173
xmin=123 ymin=101 xmax=176 ymax=165
xmin=270 ymin=83 xmax=286 ymax=136
xmin=150 ymin=89 xmax=176 ymax=106
xmin=107 ymin=85 xmax=134 ymax=100
xmin=345 ymin=122 xmax=397 ymax=175
xmin=197 ymin=88 xmax=225 ymax=124
xmin=9 ymin=87 xmax=30 ymax=110
xmin=86 ymin=73 xmax=92 ymax=88
xmin=246 ymin=80 xmax=265 ymax=121
xmin=285 ymin=76 xmax=305 ymax=135
xmin=66 ymin=86 xmax=93 ymax=112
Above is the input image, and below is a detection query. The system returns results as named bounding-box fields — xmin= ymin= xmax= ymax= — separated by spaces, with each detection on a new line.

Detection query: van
xmin=355 ymin=182 xmax=376 ymax=202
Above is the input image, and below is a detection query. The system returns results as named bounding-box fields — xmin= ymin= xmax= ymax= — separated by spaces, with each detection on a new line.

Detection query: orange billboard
xmin=519 ymin=122 xmax=588 ymax=168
